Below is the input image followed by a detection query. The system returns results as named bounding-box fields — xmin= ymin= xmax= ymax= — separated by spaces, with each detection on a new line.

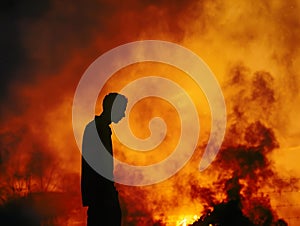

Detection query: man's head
xmin=102 ymin=93 xmax=128 ymax=123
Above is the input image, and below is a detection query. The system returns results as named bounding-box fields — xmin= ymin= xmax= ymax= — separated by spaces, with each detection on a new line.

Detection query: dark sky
xmin=0 ymin=0 xmax=199 ymax=118
xmin=1 ymin=1 xmax=50 ymax=92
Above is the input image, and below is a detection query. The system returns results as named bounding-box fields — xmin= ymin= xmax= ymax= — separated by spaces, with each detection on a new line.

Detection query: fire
xmin=152 ymin=214 xmax=200 ymax=226
xmin=178 ymin=218 xmax=187 ymax=226
xmin=176 ymin=215 xmax=200 ymax=226
xmin=1 ymin=0 xmax=300 ymax=225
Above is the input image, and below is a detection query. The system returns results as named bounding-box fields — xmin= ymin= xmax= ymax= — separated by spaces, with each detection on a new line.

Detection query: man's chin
xmin=113 ymin=118 xmax=122 ymax=123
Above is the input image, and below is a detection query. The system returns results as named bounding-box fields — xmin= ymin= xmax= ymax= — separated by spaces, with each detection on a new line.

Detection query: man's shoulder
xmin=83 ymin=119 xmax=98 ymax=136
xmin=85 ymin=116 xmax=111 ymax=136
xmin=84 ymin=119 xmax=95 ymax=131
xmin=86 ymin=119 xmax=95 ymax=127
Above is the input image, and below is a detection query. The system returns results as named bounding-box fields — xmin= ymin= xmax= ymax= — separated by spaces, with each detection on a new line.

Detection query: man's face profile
xmin=111 ymin=99 xmax=127 ymax=123
xmin=102 ymin=93 xmax=128 ymax=123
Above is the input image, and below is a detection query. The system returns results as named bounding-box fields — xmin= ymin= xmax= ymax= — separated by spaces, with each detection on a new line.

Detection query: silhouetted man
xmin=81 ymin=93 xmax=128 ymax=226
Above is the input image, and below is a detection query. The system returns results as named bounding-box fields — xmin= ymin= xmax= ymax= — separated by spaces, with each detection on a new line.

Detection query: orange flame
xmin=1 ymin=0 xmax=300 ymax=225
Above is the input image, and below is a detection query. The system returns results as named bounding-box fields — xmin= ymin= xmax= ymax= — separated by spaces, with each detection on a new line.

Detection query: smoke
xmin=188 ymin=64 xmax=298 ymax=225
xmin=1 ymin=0 xmax=300 ymax=225
xmin=114 ymin=62 xmax=299 ymax=225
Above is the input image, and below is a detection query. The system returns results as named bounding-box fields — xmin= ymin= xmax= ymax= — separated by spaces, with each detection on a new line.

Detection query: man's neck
xmin=97 ymin=113 xmax=112 ymax=126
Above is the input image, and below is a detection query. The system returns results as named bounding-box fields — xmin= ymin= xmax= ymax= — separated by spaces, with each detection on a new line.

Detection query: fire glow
xmin=176 ymin=215 xmax=200 ymax=226
xmin=1 ymin=0 xmax=300 ymax=225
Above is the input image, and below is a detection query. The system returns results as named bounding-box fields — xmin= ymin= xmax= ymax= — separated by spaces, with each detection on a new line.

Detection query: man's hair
xmin=102 ymin=93 xmax=128 ymax=112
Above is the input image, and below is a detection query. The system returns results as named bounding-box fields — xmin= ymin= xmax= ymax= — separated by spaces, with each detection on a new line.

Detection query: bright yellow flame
xmin=176 ymin=215 xmax=200 ymax=226
xmin=178 ymin=218 xmax=187 ymax=226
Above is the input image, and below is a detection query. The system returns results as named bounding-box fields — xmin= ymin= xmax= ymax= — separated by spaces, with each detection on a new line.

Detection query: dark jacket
xmin=81 ymin=115 xmax=116 ymax=207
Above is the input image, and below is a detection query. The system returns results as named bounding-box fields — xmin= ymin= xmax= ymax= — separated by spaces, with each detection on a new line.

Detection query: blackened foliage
xmin=191 ymin=200 xmax=253 ymax=226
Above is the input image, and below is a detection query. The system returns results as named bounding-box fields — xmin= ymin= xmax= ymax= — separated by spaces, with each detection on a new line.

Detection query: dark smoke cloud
xmin=0 ymin=0 xmax=201 ymax=126
xmin=0 ymin=0 xmax=199 ymax=90
xmin=188 ymin=64 xmax=298 ymax=225
xmin=0 ymin=0 xmax=50 ymax=95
